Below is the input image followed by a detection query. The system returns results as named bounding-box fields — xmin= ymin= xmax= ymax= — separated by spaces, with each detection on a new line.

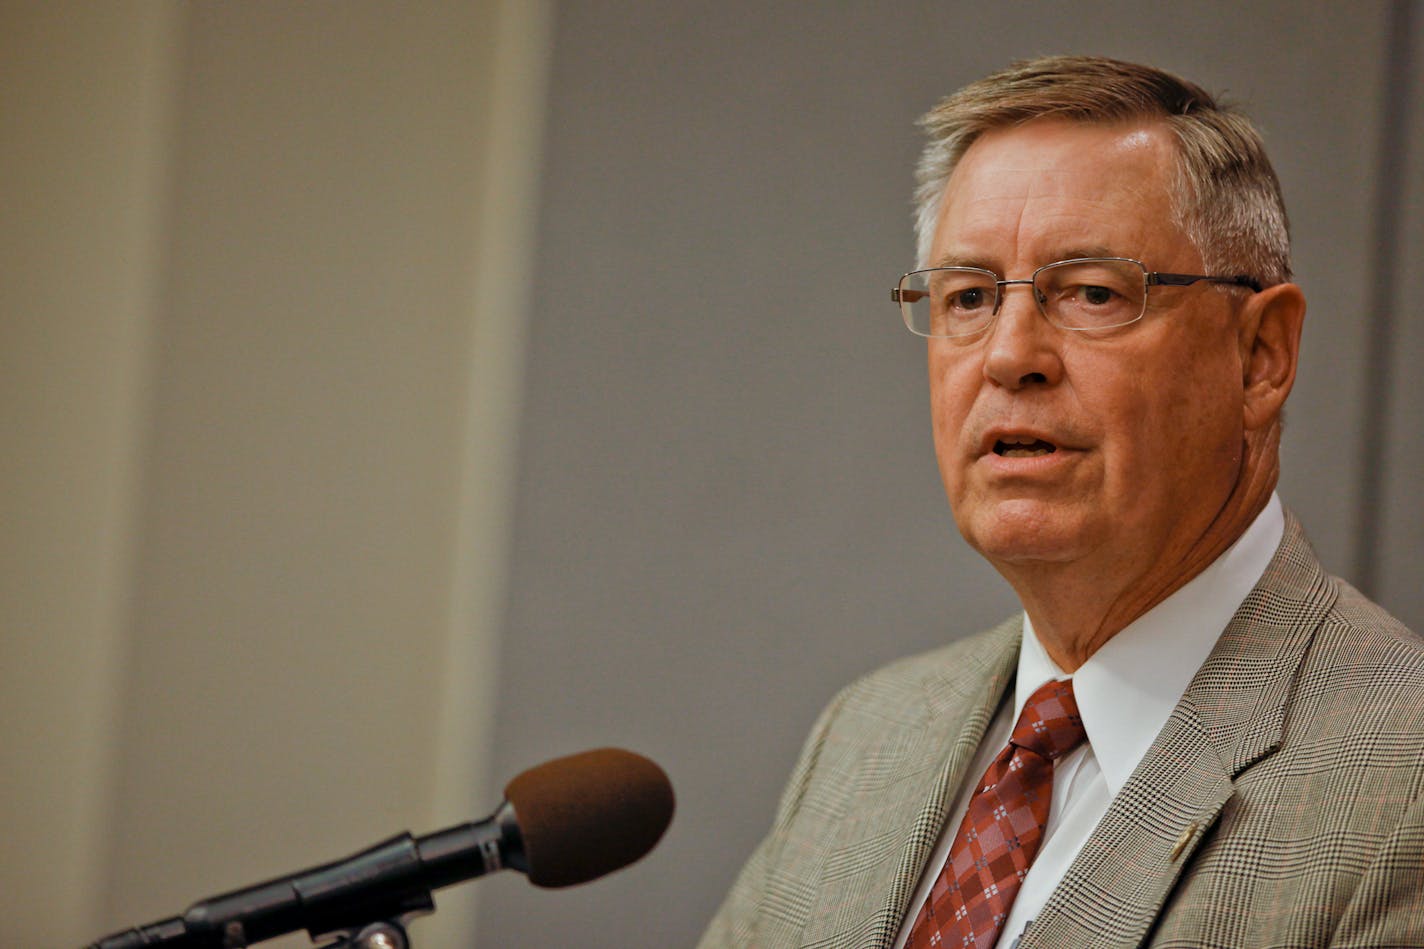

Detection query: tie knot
xmin=1010 ymin=678 xmax=1086 ymax=761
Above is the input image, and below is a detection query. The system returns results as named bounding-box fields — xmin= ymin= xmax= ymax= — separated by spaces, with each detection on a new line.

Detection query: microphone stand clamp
xmin=320 ymin=918 xmax=412 ymax=949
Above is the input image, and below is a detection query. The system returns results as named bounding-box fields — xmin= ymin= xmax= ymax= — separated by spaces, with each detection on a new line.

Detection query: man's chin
xmin=955 ymin=502 xmax=1094 ymax=566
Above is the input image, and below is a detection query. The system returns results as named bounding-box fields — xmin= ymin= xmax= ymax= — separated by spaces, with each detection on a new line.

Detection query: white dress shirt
xmin=892 ymin=494 xmax=1285 ymax=949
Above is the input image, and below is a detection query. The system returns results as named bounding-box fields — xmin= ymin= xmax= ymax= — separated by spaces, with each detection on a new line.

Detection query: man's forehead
xmin=931 ymin=118 xmax=1188 ymax=265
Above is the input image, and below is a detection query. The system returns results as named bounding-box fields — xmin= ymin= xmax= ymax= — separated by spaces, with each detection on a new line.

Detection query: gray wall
xmin=479 ymin=2 xmax=1423 ymax=947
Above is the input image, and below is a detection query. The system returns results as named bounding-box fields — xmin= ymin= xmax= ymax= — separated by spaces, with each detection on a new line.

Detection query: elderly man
xmin=700 ymin=57 xmax=1424 ymax=949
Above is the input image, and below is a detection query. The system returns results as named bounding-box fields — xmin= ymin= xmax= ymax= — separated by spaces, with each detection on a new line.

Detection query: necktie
xmin=905 ymin=678 xmax=1086 ymax=949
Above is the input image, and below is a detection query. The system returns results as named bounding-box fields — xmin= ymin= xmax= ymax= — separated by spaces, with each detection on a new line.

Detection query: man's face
xmin=928 ymin=119 xmax=1249 ymax=581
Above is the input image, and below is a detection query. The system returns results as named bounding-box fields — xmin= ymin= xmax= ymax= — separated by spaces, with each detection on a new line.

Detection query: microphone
xmin=87 ymin=748 xmax=674 ymax=949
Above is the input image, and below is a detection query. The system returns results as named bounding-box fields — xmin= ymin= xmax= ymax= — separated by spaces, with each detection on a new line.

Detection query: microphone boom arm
xmin=91 ymin=803 xmax=523 ymax=949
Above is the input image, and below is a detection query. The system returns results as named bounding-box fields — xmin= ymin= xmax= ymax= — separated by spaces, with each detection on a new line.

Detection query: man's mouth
xmin=993 ymin=436 xmax=1057 ymax=458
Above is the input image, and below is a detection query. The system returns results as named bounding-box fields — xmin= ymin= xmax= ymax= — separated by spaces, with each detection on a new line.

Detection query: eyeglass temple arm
xmin=1149 ymin=272 xmax=1263 ymax=293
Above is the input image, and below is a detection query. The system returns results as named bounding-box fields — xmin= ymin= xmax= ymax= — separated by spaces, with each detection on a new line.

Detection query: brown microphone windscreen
xmin=503 ymin=747 xmax=675 ymax=888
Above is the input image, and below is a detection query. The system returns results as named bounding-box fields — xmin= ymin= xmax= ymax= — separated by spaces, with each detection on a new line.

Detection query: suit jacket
xmin=699 ymin=513 xmax=1424 ymax=948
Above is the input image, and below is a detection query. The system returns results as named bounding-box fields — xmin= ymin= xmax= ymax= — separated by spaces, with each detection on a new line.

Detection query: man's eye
xmin=1080 ymin=285 xmax=1115 ymax=305
xmin=951 ymin=288 xmax=988 ymax=309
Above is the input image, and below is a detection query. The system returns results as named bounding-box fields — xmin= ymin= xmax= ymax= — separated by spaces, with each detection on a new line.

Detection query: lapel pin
xmin=1170 ymin=821 xmax=1201 ymax=862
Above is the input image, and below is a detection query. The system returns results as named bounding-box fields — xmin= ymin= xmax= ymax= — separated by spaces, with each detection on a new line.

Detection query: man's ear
xmin=1239 ymin=282 xmax=1306 ymax=432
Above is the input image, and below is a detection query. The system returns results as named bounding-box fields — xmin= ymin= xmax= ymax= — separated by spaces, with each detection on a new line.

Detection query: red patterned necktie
xmin=904 ymin=678 xmax=1086 ymax=949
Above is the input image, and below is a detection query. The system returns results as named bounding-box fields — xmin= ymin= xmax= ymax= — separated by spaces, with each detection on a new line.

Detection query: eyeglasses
xmin=891 ymin=257 xmax=1262 ymax=338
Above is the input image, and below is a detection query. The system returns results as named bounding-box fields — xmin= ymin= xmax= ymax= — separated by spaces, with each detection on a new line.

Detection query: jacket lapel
xmin=800 ymin=619 xmax=1021 ymax=949
xmin=1020 ymin=513 xmax=1337 ymax=948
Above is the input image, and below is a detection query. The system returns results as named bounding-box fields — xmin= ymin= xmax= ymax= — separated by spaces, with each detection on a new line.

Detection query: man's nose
xmin=982 ymin=281 xmax=1064 ymax=389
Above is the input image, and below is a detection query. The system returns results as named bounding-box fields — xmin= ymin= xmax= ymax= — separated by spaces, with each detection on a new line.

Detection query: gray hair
xmin=914 ymin=55 xmax=1292 ymax=286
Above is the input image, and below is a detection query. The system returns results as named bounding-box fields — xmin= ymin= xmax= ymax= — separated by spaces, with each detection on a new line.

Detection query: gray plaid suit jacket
xmin=700 ymin=513 xmax=1424 ymax=948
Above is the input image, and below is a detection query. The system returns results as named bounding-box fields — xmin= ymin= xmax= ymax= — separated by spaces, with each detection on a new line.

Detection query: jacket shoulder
xmin=1297 ymin=572 xmax=1424 ymax=727
xmin=832 ymin=616 xmax=1022 ymax=714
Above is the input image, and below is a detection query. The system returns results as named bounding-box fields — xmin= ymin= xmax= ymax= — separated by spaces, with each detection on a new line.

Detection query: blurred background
xmin=3 ymin=1 xmax=1420 ymax=946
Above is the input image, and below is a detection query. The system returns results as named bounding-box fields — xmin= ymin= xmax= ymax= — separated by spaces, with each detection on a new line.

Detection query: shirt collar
xmin=1016 ymin=493 xmax=1285 ymax=795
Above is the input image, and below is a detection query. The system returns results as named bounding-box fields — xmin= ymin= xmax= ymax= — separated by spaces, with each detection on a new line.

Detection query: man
xmin=699 ymin=56 xmax=1424 ymax=948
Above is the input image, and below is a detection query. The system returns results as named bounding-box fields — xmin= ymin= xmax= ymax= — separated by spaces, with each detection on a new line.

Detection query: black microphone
xmin=87 ymin=748 xmax=675 ymax=949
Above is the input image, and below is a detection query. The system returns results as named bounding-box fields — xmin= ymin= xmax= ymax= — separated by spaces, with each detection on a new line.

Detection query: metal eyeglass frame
xmin=891 ymin=256 xmax=1264 ymax=338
